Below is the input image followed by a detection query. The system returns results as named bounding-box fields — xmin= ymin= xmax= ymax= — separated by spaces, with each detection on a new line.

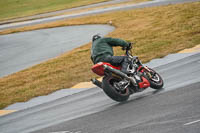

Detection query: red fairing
xmin=138 ymin=77 xmax=150 ymax=89
xmin=91 ymin=62 xmax=121 ymax=76
xmin=137 ymin=66 xmax=144 ymax=72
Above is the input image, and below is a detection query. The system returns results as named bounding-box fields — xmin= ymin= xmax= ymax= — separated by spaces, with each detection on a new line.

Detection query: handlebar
xmin=125 ymin=49 xmax=131 ymax=56
xmin=128 ymin=42 xmax=133 ymax=50
xmin=124 ymin=42 xmax=134 ymax=56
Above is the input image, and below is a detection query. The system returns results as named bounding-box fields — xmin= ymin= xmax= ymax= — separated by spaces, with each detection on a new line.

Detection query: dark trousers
xmin=100 ymin=56 xmax=129 ymax=74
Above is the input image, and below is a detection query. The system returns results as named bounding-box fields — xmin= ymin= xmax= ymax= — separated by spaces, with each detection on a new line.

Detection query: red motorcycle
xmin=91 ymin=44 xmax=164 ymax=102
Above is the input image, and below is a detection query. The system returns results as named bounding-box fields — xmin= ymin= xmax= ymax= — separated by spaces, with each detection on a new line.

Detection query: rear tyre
xmin=102 ymin=75 xmax=130 ymax=102
xmin=145 ymin=68 xmax=164 ymax=89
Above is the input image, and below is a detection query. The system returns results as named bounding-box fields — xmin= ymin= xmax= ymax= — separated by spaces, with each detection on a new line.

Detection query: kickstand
xmin=91 ymin=78 xmax=102 ymax=89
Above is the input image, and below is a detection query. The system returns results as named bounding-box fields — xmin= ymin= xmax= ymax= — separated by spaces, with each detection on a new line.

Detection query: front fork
xmin=137 ymin=65 xmax=156 ymax=81
xmin=135 ymin=65 xmax=153 ymax=90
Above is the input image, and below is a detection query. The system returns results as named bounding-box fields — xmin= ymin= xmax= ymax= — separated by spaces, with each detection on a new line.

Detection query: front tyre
xmin=102 ymin=76 xmax=130 ymax=102
xmin=145 ymin=68 xmax=164 ymax=89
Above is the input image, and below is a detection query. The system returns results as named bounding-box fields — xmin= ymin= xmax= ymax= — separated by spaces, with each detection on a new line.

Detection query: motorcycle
xmin=91 ymin=43 xmax=164 ymax=102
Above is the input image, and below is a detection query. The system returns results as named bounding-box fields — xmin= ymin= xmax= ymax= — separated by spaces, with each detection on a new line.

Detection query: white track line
xmin=184 ymin=119 xmax=200 ymax=126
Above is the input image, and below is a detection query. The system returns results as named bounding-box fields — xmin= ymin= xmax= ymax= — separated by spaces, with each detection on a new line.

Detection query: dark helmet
xmin=92 ymin=34 xmax=101 ymax=42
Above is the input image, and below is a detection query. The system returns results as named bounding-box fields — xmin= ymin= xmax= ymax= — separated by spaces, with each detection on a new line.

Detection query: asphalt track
xmin=0 ymin=52 xmax=200 ymax=133
xmin=0 ymin=0 xmax=200 ymax=133
xmin=0 ymin=25 xmax=114 ymax=77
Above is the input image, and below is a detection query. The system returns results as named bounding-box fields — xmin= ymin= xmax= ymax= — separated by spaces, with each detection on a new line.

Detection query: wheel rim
xmin=151 ymin=74 xmax=160 ymax=83
xmin=109 ymin=79 xmax=129 ymax=95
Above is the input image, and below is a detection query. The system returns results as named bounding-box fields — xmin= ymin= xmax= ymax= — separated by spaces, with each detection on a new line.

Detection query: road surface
xmin=0 ymin=52 xmax=200 ymax=133
xmin=0 ymin=25 xmax=114 ymax=77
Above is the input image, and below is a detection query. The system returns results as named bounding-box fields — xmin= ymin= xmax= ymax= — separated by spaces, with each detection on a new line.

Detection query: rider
xmin=91 ymin=34 xmax=139 ymax=88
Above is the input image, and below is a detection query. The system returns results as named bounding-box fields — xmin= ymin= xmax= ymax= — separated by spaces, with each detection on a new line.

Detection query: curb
xmin=0 ymin=110 xmax=16 ymax=116
xmin=179 ymin=44 xmax=200 ymax=53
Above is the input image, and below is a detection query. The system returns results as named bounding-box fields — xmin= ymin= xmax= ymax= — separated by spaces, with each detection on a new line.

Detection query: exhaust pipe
xmin=103 ymin=65 xmax=137 ymax=86
xmin=103 ymin=65 xmax=129 ymax=79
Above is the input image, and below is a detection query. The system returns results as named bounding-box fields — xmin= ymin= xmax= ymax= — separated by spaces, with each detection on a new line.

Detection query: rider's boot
xmin=121 ymin=57 xmax=131 ymax=74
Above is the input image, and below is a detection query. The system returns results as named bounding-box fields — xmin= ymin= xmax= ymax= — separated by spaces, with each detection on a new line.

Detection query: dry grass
xmin=0 ymin=0 xmax=111 ymax=21
xmin=0 ymin=2 xmax=200 ymax=109
xmin=50 ymin=0 xmax=149 ymax=17
xmin=0 ymin=0 xmax=149 ymax=25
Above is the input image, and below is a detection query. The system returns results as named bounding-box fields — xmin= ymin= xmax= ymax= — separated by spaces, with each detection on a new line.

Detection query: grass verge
xmin=0 ymin=2 xmax=200 ymax=109
xmin=47 ymin=0 xmax=149 ymax=18
xmin=0 ymin=0 xmax=149 ymax=24
xmin=0 ymin=0 xmax=110 ymax=21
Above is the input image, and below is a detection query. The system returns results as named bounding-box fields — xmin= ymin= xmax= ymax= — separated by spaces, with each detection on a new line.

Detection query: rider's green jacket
xmin=91 ymin=37 xmax=129 ymax=64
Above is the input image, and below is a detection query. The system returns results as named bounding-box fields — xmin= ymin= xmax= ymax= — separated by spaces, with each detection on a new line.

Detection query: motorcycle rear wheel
xmin=102 ymin=75 xmax=130 ymax=102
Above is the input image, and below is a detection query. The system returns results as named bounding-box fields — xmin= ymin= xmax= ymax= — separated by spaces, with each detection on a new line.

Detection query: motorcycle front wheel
xmin=144 ymin=68 xmax=164 ymax=89
xmin=102 ymin=75 xmax=130 ymax=102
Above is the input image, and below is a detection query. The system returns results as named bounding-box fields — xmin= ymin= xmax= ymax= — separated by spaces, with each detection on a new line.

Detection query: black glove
xmin=122 ymin=42 xmax=133 ymax=50
xmin=126 ymin=42 xmax=132 ymax=50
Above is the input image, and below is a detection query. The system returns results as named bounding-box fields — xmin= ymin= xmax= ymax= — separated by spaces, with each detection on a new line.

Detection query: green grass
xmin=0 ymin=2 xmax=200 ymax=109
xmin=0 ymin=0 xmax=110 ymax=21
